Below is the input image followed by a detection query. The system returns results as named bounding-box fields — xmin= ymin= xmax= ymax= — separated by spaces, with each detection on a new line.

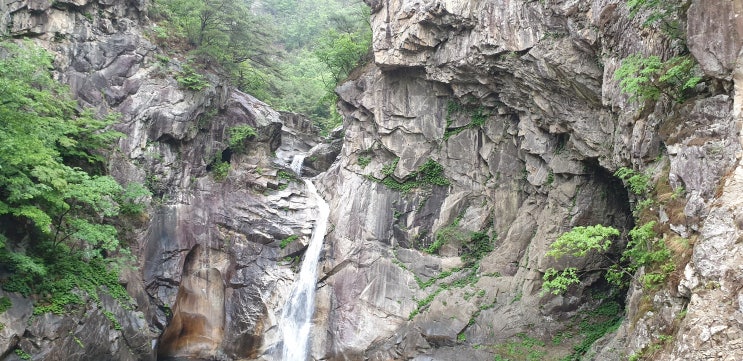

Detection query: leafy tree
xmin=151 ymin=0 xmax=278 ymax=82
xmin=151 ymin=0 xmax=373 ymax=131
xmin=542 ymin=222 xmax=673 ymax=295
xmin=614 ymin=54 xmax=702 ymax=104
xmin=0 ymin=42 xmax=138 ymax=312
xmin=314 ymin=28 xmax=371 ymax=83
xmin=542 ymin=225 xmax=620 ymax=295
xmin=253 ymin=0 xmax=372 ymax=131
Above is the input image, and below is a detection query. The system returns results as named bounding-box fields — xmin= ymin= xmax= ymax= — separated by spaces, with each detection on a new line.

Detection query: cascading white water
xmin=279 ymin=155 xmax=329 ymax=361
xmin=290 ymin=154 xmax=306 ymax=176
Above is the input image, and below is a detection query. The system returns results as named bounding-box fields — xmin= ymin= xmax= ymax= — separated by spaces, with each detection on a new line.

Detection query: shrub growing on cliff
xmin=228 ymin=125 xmax=257 ymax=149
xmin=371 ymin=158 xmax=450 ymax=192
xmin=614 ymin=167 xmax=652 ymax=196
xmin=614 ymin=54 xmax=702 ymax=104
xmin=542 ymin=225 xmax=620 ymax=295
xmin=0 ymin=42 xmax=135 ymax=313
xmin=176 ymin=64 xmax=209 ymax=90
xmin=542 ymin=222 xmax=673 ymax=295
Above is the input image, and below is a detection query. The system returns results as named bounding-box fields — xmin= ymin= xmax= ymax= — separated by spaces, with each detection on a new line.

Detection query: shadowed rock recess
xmin=0 ymin=0 xmax=742 ymax=360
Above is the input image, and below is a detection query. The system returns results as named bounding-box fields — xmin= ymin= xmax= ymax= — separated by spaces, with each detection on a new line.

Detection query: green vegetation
xmin=103 ymin=309 xmax=122 ymax=330
xmin=558 ymin=299 xmax=624 ymax=360
xmin=14 ymin=348 xmax=31 ymax=360
xmin=151 ymin=0 xmax=372 ymax=132
xmin=614 ymin=54 xmax=702 ymax=104
xmin=262 ymin=0 xmax=372 ymax=131
xmin=408 ymin=262 xmax=486 ymax=320
xmin=546 ymin=225 xmax=620 ymax=259
xmin=462 ymin=231 xmax=495 ymax=263
xmin=150 ymin=0 xmax=275 ymax=79
xmin=118 ymin=183 xmax=152 ymax=215
xmin=74 ymin=336 xmax=85 ymax=348
xmin=228 ymin=125 xmax=257 ymax=148
xmin=542 ymin=222 xmax=673 ymax=295
xmin=0 ymin=296 xmax=11 ymax=314
xmin=493 ymin=333 xmax=547 ymax=361
xmin=370 ymin=158 xmax=450 ymax=193
xmin=0 ymin=43 xmax=137 ymax=314
xmin=607 ymin=221 xmax=674 ymax=289
xmin=277 ymin=170 xmax=296 ymax=181
xmin=175 ymin=63 xmax=209 ymax=90
xmin=279 ymin=235 xmax=299 ymax=249
xmin=357 ymin=156 xmax=371 ymax=168
xmin=382 ymin=158 xmax=400 ymax=176
xmin=444 ymin=100 xmax=491 ymax=140
xmin=276 ymin=170 xmax=298 ymax=190
xmin=314 ymin=28 xmax=371 ymax=83
xmin=426 ymin=218 xmax=465 ymax=254
xmin=628 ymin=332 xmax=674 ymax=361
xmin=210 ymin=159 xmax=230 ymax=180
xmin=542 ymin=225 xmax=620 ymax=295
xmin=614 ymin=167 xmax=652 ymax=196
xmin=627 ymin=0 xmax=684 ymax=33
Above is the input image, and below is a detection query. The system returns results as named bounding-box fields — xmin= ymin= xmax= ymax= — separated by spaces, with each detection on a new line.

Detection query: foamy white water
xmin=290 ymin=154 xmax=306 ymax=176
xmin=279 ymin=154 xmax=329 ymax=360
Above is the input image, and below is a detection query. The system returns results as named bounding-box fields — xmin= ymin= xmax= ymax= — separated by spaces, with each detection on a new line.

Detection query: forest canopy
xmin=149 ymin=0 xmax=372 ymax=131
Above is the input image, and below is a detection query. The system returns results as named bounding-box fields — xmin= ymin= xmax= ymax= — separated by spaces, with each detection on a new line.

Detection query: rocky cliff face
xmin=0 ymin=0 xmax=741 ymax=360
xmin=313 ymin=0 xmax=743 ymax=360
xmin=0 ymin=1 xmax=334 ymax=360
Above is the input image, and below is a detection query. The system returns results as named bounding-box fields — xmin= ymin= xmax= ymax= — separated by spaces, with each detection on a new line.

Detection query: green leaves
xmin=176 ymin=64 xmax=209 ymax=90
xmin=227 ymin=125 xmax=257 ymax=149
xmin=0 ymin=42 xmax=139 ymax=314
xmin=541 ymin=225 xmax=619 ymax=295
xmin=118 ymin=183 xmax=152 ymax=215
xmin=371 ymin=159 xmax=450 ymax=193
xmin=622 ymin=221 xmax=674 ymax=288
xmin=542 ymin=221 xmax=673 ymax=295
xmin=614 ymin=167 xmax=652 ymax=196
xmin=546 ymin=225 xmax=620 ymax=259
xmin=542 ymin=268 xmax=580 ymax=296
xmin=313 ymin=28 xmax=371 ymax=83
xmin=614 ymin=54 xmax=702 ymax=104
xmin=279 ymin=235 xmax=299 ymax=249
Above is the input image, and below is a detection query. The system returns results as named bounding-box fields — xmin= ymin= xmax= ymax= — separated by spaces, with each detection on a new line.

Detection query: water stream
xmin=279 ymin=154 xmax=329 ymax=361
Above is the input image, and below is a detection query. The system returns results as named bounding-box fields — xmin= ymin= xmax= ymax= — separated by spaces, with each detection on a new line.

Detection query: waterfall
xmin=279 ymin=155 xmax=329 ymax=361
xmin=290 ymin=154 xmax=306 ymax=176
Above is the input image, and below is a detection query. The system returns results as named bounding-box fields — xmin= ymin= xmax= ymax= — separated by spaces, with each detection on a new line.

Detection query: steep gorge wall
xmin=314 ymin=0 xmax=743 ymax=360
xmin=0 ymin=0 xmax=742 ymax=360
xmin=0 ymin=1 xmax=335 ymax=360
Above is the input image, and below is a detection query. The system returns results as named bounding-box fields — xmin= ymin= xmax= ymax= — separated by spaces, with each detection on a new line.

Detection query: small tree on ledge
xmin=541 ymin=222 xmax=674 ymax=296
